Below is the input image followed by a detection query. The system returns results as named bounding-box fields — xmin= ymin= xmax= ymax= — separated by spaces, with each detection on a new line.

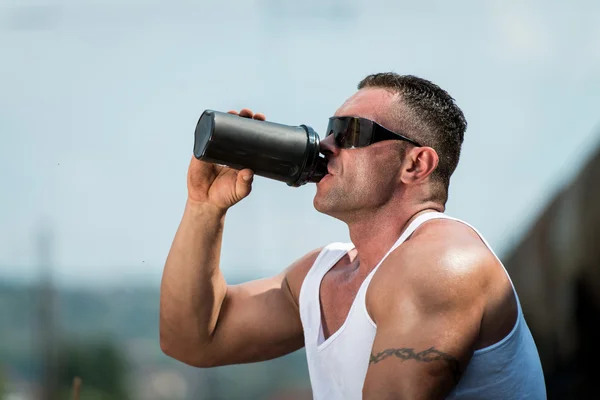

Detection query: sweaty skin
xmin=160 ymin=93 xmax=517 ymax=398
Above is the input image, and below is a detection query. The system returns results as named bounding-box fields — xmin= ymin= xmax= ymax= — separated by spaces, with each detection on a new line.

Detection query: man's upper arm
xmin=363 ymin=241 xmax=489 ymax=400
xmin=205 ymin=247 xmax=322 ymax=366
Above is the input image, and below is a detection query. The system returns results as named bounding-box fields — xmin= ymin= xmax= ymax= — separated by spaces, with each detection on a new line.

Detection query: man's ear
xmin=400 ymin=147 xmax=439 ymax=184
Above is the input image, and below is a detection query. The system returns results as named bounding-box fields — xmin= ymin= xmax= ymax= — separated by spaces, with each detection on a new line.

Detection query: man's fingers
xmin=227 ymin=109 xmax=266 ymax=121
xmin=238 ymin=168 xmax=254 ymax=182
xmin=235 ymin=169 xmax=254 ymax=199
xmin=238 ymin=108 xmax=254 ymax=118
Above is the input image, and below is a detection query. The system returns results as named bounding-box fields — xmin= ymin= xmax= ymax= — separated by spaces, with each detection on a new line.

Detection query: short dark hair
xmin=358 ymin=73 xmax=467 ymax=203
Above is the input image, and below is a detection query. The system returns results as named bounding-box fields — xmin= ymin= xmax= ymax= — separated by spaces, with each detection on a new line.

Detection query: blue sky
xmin=1 ymin=0 xmax=600 ymax=287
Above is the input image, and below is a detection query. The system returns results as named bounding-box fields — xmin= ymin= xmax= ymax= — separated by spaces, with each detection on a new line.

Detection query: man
xmin=160 ymin=73 xmax=547 ymax=399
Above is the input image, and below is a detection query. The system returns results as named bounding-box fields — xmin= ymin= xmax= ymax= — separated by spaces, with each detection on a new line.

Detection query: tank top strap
xmin=311 ymin=242 xmax=355 ymax=277
xmin=362 ymin=211 xmax=447 ymax=285
xmin=299 ymin=241 xmax=355 ymax=338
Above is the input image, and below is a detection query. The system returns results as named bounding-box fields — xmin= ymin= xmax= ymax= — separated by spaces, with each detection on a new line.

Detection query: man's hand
xmin=363 ymin=220 xmax=493 ymax=399
xmin=187 ymin=109 xmax=266 ymax=210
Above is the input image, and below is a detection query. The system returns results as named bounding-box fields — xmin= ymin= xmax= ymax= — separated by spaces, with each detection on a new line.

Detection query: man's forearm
xmin=160 ymin=200 xmax=228 ymax=362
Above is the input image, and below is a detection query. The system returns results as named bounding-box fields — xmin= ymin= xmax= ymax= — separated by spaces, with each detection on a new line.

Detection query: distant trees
xmin=0 ymin=367 xmax=5 ymax=400
xmin=55 ymin=338 xmax=129 ymax=400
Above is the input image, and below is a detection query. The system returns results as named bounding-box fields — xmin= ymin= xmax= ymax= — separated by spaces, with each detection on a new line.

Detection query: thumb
xmin=235 ymin=169 xmax=254 ymax=200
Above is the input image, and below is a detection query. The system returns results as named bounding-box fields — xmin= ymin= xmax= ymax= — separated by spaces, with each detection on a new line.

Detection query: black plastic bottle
xmin=194 ymin=110 xmax=327 ymax=187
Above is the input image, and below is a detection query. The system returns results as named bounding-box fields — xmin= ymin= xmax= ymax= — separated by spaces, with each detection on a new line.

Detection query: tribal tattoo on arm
xmin=369 ymin=347 xmax=462 ymax=383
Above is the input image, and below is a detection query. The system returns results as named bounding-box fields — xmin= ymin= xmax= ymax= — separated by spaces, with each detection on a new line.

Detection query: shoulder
xmin=368 ymin=218 xmax=497 ymax=322
xmin=283 ymin=247 xmax=322 ymax=302
xmin=285 ymin=242 xmax=352 ymax=306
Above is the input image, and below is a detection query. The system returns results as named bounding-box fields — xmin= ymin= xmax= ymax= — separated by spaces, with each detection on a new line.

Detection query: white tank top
xmin=298 ymin=212 xmax=547 ymax=400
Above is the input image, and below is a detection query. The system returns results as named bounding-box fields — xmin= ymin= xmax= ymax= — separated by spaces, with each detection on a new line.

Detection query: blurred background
xmin=1 ymin=0 xmax=599 ymax=399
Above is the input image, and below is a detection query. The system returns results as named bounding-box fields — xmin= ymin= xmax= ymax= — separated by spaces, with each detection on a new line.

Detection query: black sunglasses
xmin=326 ymin=116 xmax=422 ymax=149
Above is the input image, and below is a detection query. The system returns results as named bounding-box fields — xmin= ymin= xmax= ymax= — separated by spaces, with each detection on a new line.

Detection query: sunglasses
xmin=326 ymin=116 xmax=422 ymax=149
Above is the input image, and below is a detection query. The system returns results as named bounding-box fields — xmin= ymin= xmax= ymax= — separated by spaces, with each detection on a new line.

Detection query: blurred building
xmin=503 ymin=131 xmax=600 ymax=399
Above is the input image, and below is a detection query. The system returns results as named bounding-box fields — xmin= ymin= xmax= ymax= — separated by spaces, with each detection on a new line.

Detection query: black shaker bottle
xmin=193 ymin=110 xmax=328 ymax=187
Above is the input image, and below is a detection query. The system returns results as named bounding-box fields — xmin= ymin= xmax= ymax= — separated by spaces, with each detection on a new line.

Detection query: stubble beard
xmin=314 ymin=181 xmax=365 ymax=222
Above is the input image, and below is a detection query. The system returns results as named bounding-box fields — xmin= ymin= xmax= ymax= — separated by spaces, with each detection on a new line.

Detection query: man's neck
xmin=347 ymin=203 xmax=442 ymax=275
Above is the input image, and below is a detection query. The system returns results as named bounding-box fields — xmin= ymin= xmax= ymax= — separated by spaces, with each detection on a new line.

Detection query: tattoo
xmin=369 ymin=347 xmax=462 ymax=383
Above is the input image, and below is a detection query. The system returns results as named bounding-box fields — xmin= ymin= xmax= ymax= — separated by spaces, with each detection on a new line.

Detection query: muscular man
xmin=160 ymin=73 xmax=547 ymax=399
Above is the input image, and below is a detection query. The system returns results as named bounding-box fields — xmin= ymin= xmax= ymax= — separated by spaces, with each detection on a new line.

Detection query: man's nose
xmin=320 ymin=134 xmax=339 ymax=157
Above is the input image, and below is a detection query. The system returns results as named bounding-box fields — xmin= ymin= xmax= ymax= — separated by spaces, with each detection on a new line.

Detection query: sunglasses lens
xmin=326 ymin=117 xmax=420 ymax=149
xmin=327 ymin=118 xmax=371 ymax=148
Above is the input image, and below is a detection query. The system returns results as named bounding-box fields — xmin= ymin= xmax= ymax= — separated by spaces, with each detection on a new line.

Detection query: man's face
xmin=313 ymin=88 xmax=406 ymax=219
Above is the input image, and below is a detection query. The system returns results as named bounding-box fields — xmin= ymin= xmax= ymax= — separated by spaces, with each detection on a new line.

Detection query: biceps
xmin=210 ymin=276 xmax=304 ymax=364
xmin=363 ymin=315 xmax=480 ymax=399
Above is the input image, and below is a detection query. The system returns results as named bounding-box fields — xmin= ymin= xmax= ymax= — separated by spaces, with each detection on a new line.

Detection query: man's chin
xmin=312 ymin=195 xmax=331 ymax=215
xmin=313 ymin=194 xmax=341 ymax=219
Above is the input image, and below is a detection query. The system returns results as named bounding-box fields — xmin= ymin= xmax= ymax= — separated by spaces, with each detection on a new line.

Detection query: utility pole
xmin=36 ymin=224 xmax=59 ymax=400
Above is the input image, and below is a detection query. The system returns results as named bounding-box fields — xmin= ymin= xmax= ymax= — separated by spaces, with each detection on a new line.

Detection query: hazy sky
xmin=2 ymin=0 xmax=600 ymax=287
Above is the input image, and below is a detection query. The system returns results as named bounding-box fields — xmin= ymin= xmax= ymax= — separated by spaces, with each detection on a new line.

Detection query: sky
xmin=1 ymin=0 xmax=600 ymax=287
